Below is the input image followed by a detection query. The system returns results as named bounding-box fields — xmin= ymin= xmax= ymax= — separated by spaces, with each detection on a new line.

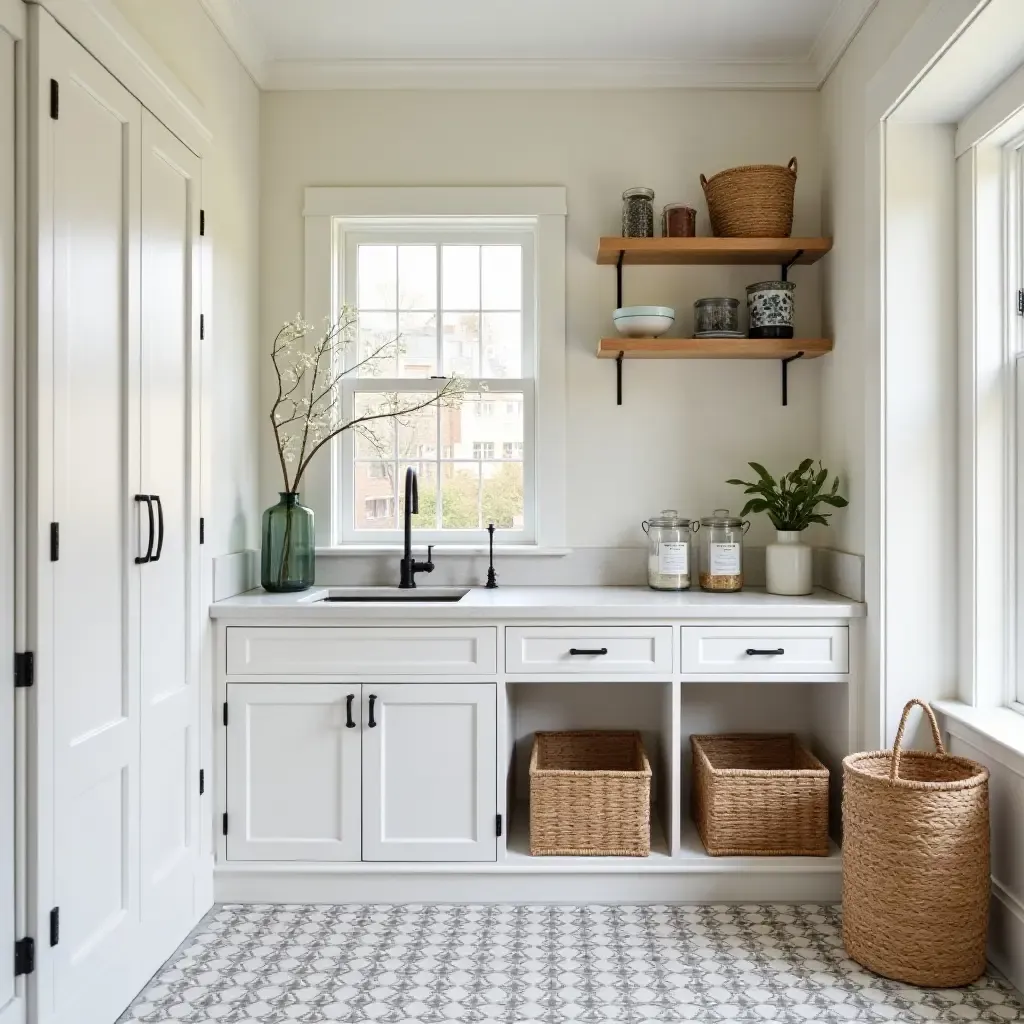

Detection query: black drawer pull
xmin=745 ymin=648 xmax=785 ymax=656
xmin=568 ymin=647 xmax=609 ymax=656
xmin=345 ymin=694 xmax=356 ymax=729
xmin=367 ymin=693 xmax=377 ymax=728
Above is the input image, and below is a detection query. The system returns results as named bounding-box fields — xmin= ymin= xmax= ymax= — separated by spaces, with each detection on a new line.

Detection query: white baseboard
xmin=214 ymin=865 xmax=841 ymax=904
xmin=991 ymin=878 xmax=1024 ymax=993
xmin=815 ymin=548 xmax=865 ymax=602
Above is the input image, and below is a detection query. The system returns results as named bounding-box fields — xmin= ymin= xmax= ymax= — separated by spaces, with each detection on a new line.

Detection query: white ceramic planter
xmin=765 ymin=530 xmax=813 ymax=595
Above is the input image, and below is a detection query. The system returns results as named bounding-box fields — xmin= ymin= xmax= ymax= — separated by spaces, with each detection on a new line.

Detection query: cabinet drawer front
xmin=680 ymin=626 xmax=848 ymax=674
xmin=506 ymin=626 xmax=673 ymax=674
xmin=226 ymin=627 xmax=497 ymax=676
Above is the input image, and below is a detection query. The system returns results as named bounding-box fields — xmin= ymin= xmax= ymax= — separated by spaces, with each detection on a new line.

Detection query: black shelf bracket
xmin=781 ymin=351 xmax=804 ymax=406
xmin=615 ymin=249 xmax=624 ymax=309
xmin=616 ymin=351 xmax=624 ymax=405
xmin=780 ymin=249 xmax=804 ymax=282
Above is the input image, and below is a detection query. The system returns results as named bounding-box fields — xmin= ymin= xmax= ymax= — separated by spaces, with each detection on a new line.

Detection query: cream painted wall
xmin=261 ymin=89 xmax=824 ymax=570
xmin=111 ymin=0 xmax=261 ymax=558
xmin=820 ymin=0 xmax=930 ymax=557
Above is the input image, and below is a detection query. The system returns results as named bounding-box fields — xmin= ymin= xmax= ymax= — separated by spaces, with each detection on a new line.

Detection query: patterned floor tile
xmin=116 ymin=905 xmax=1024 ymax=1024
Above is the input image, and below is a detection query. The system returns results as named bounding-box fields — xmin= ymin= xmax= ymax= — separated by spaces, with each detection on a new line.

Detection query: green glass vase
xmin=261 ymin=492 xmax=315 ymax=592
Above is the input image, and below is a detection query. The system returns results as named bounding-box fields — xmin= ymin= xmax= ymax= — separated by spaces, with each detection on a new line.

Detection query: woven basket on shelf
xmin=700 ymin=157 xmax=797 ymax=237
xmin=691 ymin=733 xmax=829 ymax=856
xmin=843 ymin=699 xmax=990 ymax=988
xmin=529 ymin=730 xmax=651 ymax=857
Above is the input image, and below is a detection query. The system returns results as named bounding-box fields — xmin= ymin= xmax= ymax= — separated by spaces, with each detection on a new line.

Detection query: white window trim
xmin=301 ymin=186 xmax=567 ymax=555
xmin=956 ymin=83 xmax=1024 ymax=716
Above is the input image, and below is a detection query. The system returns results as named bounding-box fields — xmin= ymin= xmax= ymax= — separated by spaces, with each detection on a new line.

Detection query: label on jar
xmin=708 ymin=542 xmax=741 ymax=575
xmin=658 ymin=542 xmax=688 ymax=575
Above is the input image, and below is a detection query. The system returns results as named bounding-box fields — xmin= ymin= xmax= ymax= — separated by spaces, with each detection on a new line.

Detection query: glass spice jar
xmin=661 ymin=203 xmax=696 ymax=238
xmin=698 ymin=508 xmax=750 ymax=592
xmin=642 ymin=510 xmax=697 ymax=591
xmin=622 ymin=187 xmax=655 ymax=238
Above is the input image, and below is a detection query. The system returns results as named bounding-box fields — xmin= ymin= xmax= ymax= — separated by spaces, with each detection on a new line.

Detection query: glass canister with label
xmin=642 ymin=510 xmax=696 ymax=591
xmin=698 ymin=508 xmax=749 ymax=592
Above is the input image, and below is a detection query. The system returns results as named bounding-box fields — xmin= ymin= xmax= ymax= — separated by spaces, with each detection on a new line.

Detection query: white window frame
xmin=956 ymin=76 xmax=1024 ymax=714
xmin=302 ymin=186 xmax=567 ymax=554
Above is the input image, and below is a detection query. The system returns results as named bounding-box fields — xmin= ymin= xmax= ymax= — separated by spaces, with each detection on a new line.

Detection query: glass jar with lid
xmin=642 ymin=510 xmax=696 ymax=591
xmin=622 ymin=187 xmax=655 ymax=238
xmin=698 ymin=508 xmax=749 ymax=592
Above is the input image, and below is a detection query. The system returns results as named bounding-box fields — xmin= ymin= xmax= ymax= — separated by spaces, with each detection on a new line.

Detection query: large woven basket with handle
xmin=700 ymin=157 xmax=797 ymax=237
xmin=842 ymin=699 xmax=990 ymax=987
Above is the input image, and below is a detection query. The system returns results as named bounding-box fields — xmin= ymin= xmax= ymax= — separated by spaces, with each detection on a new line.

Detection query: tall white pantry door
xmin=36 ymin=11 xmax=206 ymax=1024
xmin=0 ymin=9 xmax=20 ymax=1024
xmin=138 ymin=109 xmax=203 ymax=960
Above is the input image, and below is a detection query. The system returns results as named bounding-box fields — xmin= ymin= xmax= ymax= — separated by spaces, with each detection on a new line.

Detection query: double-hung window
xmin=302 ymin=188 xmax=567 ymax=551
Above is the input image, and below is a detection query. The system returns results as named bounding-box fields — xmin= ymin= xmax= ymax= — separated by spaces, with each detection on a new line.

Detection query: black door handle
xmin=745 ymin=648 xmax=785 ymax=656
xmin=151 ymin=494 xmax=165 ymax=562
xmin=569 ymin=648 xmax=609 ymax=656
xmin=345 ymin=694 xmax=356 ymax=729
xmin=367 ymin=693 xmax=377 ymax=728
xmin=134 ymin=495 xmax=154 ymax=564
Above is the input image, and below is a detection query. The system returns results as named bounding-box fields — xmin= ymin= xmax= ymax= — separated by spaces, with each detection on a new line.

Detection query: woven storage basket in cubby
xmin=843 ymin=699 xmax=990 ymax=988
xmin=691 ymin=733 xmax=830 ymax=856
xmin=529 ymin=730 xmax=651 ymax=856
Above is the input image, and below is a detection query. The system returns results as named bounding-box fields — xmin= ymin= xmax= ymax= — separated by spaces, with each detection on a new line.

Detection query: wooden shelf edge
xmin=597 ymin=236 xmax=833 ymax=266
xmin=597 ymin=338 xmax=833 ymax=360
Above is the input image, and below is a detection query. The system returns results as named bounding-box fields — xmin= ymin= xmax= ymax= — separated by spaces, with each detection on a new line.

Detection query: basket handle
xmin=889 ymin=698 xmax=945 ymax=783
xmin=700 ymin=173 xmax=709 ymax=191
xmin=788 ymin=157 xmax=798 ymax=177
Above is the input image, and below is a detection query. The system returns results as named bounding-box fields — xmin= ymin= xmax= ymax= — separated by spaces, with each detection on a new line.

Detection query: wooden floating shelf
xmin=597 ymin=338 xmax=834 ymax=360
xmin=596 ymin=236 xmax=833 ymax=266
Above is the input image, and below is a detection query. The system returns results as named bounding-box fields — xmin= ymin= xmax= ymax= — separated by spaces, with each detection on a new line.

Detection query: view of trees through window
xmin=344 ymin=241 xmax=528 ymax=534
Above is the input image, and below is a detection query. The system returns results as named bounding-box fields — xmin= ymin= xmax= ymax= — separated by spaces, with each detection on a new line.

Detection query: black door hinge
xmin=222 ymin=813 xmax=228 ymax=836
xmin=50 ymin=522 xmax=59 ymax=561
xmin=49 ymin=908 xmax=59 ymax=948
xmin=14 ymin=937 xmax=34 ymax=977
xmin=199 ymin=517 xmax=205 ymax=545
xmin=199 ymin=314 xmax=205 ymax=340
xmin=496 ymin=814 xmax=502 ymax=837
xmin=199 ymin=769 xmax=205 ymax=795
xmin=1018 ymin=289 xmax=1023 ymax=316
xmin=199 ymin=209 xmax=205 ymax=236
xmin=49 ymin=79 xmax=58 ymax=120
xmin=14 ymin=652 xmax=34 ymax=689
xmin=222 ymin=701 xmax=228 ymax=726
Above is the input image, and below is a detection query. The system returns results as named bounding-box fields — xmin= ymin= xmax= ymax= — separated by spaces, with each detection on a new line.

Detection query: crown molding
xmin=810 ymin=0 xmax=879 ymax=85
xmin=196 ymin=0 xmax=267 ymax=87
xmin=262 ymin=57 xmax=823 ymax=92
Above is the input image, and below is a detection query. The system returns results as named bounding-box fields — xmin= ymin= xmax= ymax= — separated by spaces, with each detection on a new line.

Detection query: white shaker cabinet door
xmin=362 ymin=684 xmax=496 ymax=862
xmin=226 ymin=684 xmax=361 ymax=862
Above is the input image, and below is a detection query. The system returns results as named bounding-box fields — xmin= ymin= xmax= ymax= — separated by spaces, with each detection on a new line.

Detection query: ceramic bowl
xmin=613 ymin=306 xmax=675 ymax=338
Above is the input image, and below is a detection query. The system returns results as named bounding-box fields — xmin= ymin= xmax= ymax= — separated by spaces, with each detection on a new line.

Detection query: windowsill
xmin=933 ymin=699 xmax=1024 ymax=774
xmin=315 ymin=545 xmax=572 ymax=558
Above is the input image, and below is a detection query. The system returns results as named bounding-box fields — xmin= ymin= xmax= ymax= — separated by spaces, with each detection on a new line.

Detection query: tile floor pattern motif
xmin=118 ymin=903 xmax=1024 ymax=1023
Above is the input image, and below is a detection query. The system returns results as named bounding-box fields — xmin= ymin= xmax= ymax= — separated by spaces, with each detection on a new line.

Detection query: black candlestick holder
xmin=485 ymin=523 xmax=498 ymax=589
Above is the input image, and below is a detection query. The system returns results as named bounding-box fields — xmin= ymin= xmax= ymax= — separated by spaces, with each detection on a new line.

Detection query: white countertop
xmin=209 ymin=585 xmax=864 ymax=622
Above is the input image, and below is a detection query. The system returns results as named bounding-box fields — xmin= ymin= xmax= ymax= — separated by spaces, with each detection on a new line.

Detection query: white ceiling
xmin=199 ymin=0 xmax=879 ymax=90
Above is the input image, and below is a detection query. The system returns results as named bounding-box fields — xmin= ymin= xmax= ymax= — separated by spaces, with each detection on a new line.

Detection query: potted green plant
xmin=264 ymin=309 xmax=464 ymax=593
xmin=726 ymin=460 xmax=848 ymax=595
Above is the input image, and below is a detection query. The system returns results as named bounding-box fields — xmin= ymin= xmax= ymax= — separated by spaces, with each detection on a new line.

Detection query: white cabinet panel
xmin=506 ymin=626 xmax=672 ymax=674
xmin=680 ymin=626 xmax=849 ymax=674
xmin=138 ymin=109 xmax=202 ymax=954
xmin=362 ymin=684 xmax=496 ymax=862
xmin=226 ymin=684 xmax=361 ymax=862
xmin=226 ymin=626 xmax=497 ymax=676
